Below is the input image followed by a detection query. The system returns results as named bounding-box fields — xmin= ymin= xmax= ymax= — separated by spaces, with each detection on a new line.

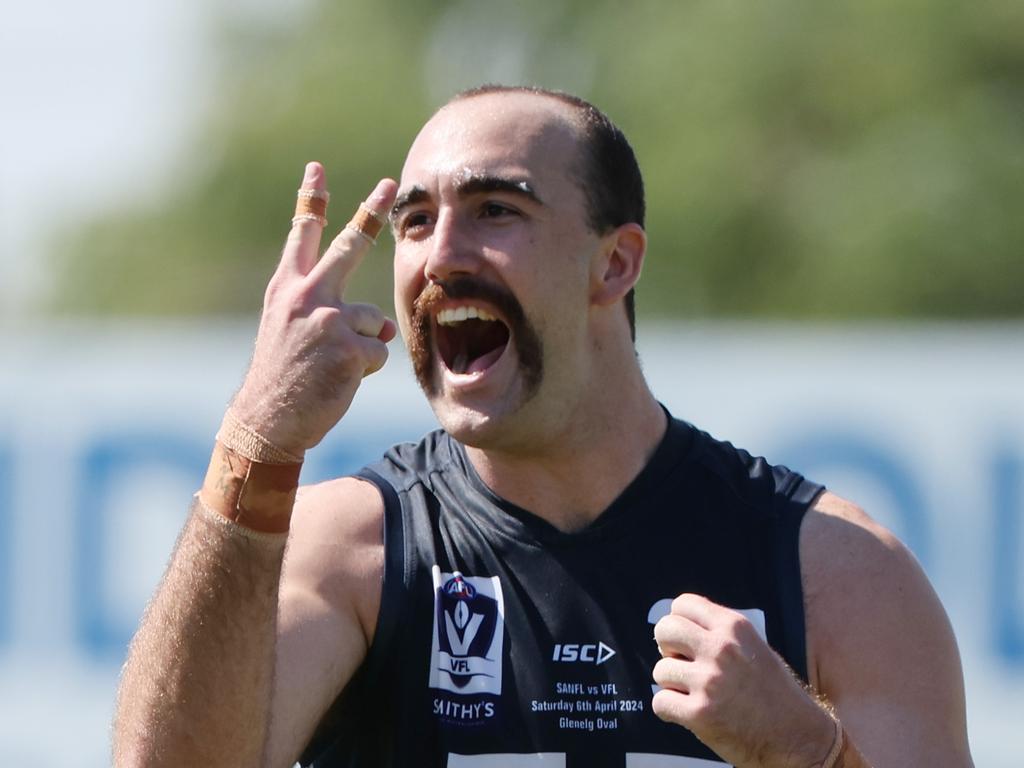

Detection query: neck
xmin=465 ymin=368 xmax=667 ymax=533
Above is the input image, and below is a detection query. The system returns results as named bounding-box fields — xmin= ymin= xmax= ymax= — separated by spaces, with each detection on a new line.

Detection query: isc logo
xmin=552 ymin=641 xmax=617 ymax=665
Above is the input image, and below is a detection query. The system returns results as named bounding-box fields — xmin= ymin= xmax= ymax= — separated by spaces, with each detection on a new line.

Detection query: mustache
xmin=407 ymin=276 xmax=542 ymax=398
xmin=412 ymin=276 xmax=526 ymax=328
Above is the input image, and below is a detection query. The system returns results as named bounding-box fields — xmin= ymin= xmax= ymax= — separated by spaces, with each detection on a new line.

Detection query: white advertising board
xmin=0 ymin=321 xmax=1020 ymax=765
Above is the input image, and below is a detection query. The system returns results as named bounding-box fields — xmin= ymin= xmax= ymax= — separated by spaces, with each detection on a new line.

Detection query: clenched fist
xmin=652 ymin=593 xmax=836 ymax=768
xmin=229 ymin=162 xmax=398 ymax=457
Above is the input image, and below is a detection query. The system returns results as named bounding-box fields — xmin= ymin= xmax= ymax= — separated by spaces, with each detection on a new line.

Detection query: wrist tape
xmin=216 ymin=409 xmax=304 ymax=465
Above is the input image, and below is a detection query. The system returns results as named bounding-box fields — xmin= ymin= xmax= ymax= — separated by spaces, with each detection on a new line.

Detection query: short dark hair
xmin=447 ymin=85 xmax=645 ymax=341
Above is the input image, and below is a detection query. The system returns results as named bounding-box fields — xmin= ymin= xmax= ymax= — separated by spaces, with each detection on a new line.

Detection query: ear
xmin=590 ymin=223 xmax=646 ymax=307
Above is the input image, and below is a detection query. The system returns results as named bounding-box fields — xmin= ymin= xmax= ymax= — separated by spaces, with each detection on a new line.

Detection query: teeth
xmin=437 ymin=306 xmax=498 ymax=325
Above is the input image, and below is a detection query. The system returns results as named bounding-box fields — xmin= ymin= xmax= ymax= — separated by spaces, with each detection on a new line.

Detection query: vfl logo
xmin=429 ymin=566 xmax=505 ymax=696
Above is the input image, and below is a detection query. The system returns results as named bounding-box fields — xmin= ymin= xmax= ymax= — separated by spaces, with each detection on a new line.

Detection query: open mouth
xmin=435 ymin=305 xmax=510 ymax=376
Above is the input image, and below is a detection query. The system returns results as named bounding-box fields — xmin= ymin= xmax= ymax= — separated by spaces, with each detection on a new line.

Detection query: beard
xmin=407 ymin=276 xmax=544 ymax=402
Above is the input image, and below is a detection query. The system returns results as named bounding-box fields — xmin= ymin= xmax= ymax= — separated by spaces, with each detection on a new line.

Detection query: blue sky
xmin=0 ymin=0 xmax=301 ymax=322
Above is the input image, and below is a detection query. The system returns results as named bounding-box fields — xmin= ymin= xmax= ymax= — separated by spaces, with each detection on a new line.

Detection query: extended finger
xmin=278 ymin=162 xmax=330 ymax=277
xmin=308 ymin=178 xmax=397 ymax=299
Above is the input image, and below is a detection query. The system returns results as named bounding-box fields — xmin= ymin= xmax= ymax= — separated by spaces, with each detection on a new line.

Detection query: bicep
xmin=265 ymin=478 xmax=384 ymax=768
xmin=802 ymin=493 xmax=973 ymax=767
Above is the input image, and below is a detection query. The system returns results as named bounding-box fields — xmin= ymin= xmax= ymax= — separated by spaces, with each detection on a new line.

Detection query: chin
xmin=428 ymin=391 xmax=537 ymax=451
xmin=430 ymin=398 xmax=508 ymax=446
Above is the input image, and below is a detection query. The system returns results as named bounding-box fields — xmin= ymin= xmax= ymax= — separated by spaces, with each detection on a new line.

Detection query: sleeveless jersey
xmin=301 ymin=415 xmax=824 ymax=767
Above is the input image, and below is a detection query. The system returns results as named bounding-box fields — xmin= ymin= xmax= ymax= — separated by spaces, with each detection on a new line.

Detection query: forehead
xmin=399 ymin=93 xmax=585 ymax=198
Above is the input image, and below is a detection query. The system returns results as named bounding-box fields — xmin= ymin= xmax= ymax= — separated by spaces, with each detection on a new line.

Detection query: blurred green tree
xmin=52 ymin=0 xmax=1024 ymax=319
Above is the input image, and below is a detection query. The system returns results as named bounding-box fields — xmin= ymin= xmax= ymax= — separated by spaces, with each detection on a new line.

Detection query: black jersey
xmin=301 ymin=415 xmax=824 ymax=768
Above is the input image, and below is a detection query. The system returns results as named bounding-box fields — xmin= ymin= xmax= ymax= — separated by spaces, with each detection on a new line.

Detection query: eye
xmin=480 ymin=201 xmax=519 ymax=219
xmin=395 ymin=210 xmax=434 ymax=239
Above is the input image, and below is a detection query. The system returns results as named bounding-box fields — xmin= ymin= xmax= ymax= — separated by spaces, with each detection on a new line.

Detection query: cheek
xmin=535 ymin=235 xmax=593 ymax=304
xmin=391 ymin=268 xmax=419 ymax=346
xmin=393 ymin=250 xmax=423 ymax=306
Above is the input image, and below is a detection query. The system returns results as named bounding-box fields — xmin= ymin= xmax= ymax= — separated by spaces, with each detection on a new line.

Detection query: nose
xmin=423 ymin=210 xmax=478 ymax=284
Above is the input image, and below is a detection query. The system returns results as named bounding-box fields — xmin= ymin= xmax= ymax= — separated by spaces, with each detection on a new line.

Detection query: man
xmin=114 ymin=86 xmax=973 ymax=767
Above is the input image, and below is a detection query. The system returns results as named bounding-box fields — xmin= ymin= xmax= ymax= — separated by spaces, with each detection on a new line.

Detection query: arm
xmin=801 ymin=492 xmax=973 ymax=767
xmin=264 ymin=477 xmax=385 ymax=767
xmin=113 ymin=163 xmax=398 ymax=767
xmin=113 ymin=495 xmax=288 ymax=767
xmin=652 ymin=491 xmax=973 ymax=767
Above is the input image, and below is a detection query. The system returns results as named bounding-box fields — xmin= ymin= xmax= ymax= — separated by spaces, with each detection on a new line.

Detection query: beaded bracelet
xmin=820 ymin=716 xmax=845 ymax=768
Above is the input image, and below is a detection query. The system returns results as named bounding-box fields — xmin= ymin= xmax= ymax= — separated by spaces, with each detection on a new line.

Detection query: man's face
xmin=391 ymin=93 xmax=606 ymax=449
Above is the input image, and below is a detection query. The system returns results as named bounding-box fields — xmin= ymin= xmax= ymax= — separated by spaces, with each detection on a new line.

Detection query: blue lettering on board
xmin=993 ymin=442 xmax=1023 ymax=665
xmin=0 ymin=441 xmax=10 ymax=648
xmin=777 ymin=431 xmax=930 ymax=567
xmin=74 ymin=432 xmax=207 ymax=660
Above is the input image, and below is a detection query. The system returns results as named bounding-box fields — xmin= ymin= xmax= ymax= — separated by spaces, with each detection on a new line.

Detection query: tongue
xmin=465 ymin=344 xmax=505 ymax=375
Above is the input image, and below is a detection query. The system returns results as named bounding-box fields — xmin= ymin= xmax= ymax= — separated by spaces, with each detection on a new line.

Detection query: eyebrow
xmin=390 ymin=186 xmax=430 ymax=222
xmin=457 ymin=174 xmax=543 ymax=206
xmin=390 ymin=174 xmax=545 ymax=222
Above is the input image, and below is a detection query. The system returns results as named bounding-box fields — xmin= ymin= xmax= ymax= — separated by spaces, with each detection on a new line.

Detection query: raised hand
xmin=652 ymin=593 xmax=837 ymax=768
xmin=229 ymin=162 xmax=398 ymax=457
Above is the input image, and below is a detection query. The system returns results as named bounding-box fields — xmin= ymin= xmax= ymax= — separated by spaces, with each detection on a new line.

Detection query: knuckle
xmin=263 ymin=274 xmax=296 ymax=311
xmin=265 ymin=279 xmax=315 ymax=322
xmin=264 ymin=274 xmax=284 ymax=303
xmin=328 ymin=230 xmax=350 ymax=251
xmin=366 ymin=304 xmax=386 ymax=324
xmin=654 ymin=615 xmax=688 ymax=651
xmin=687 ymin=690 xmax=715 ymax=725
xmin=670 ymin=592 xmax=697 ymax=614
xmin=652 ymin=616 xmax=672 ymax=644
xmin=367 ymin=305 xmax=386 ymax=327
xmin=710 ymin=632 xmax=743 ymax=663
xmin=701 ymin=663 xmax=727 ymax=696
xmin=309 ymin=305 xmax=344 ymax=335
xmin=349 ymin=303 xmax=383 ymax=328
xmin=726 ymin=611 xmax=750 ymax=634
xmin=364 ymin=343 xmax=389 ymax=376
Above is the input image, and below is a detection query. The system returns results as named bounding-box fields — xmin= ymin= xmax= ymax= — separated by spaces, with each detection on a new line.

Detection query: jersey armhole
xmin=355 ymin=466 xmax=408 ymax=683
xmin=774 ymin=480 xmax=826 ymax=684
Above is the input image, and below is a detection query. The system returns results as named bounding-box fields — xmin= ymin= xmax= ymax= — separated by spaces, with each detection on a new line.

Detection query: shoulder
xmin=800 ymin=490 xmax=941 ymax=687
xmin=800 ymin=491 xmax=910 ymax=600
xmin=681 ymin=421 xmax=821 ymax=512
xmin=799 ymin=492 xmax=971 ymax=762
xmin=294 ymin=474 xmax=386 ymax=532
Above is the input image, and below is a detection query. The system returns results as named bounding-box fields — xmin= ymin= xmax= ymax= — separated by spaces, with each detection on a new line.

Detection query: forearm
xmin=113 ymin=163 xmax=394 ymax=766
xmin=113 ymin=494 xmax=289 ymax=766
